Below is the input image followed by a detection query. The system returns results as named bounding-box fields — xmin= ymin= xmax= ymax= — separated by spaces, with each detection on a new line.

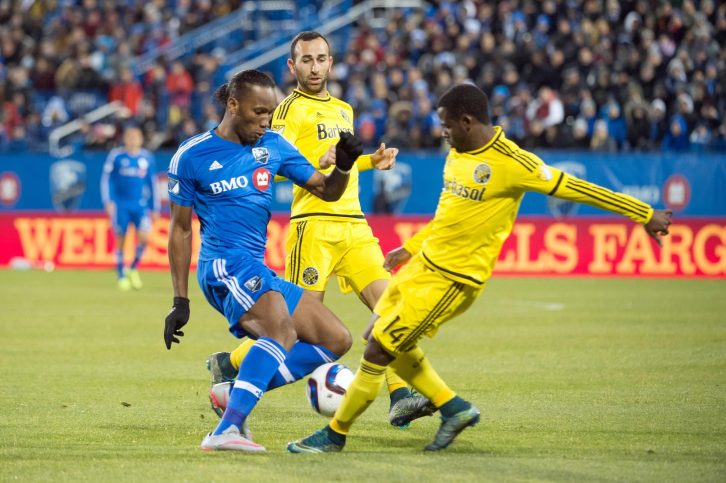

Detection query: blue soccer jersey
xmin=167 ymin=129 xmax=316 ymax=261
xmin=101 ymin=147 xmax=158 ymax=212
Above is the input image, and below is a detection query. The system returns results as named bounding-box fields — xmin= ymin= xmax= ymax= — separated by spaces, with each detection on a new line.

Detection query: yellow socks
xmin=229 ymin=339 xmax=255 ymax=370
xmin=362 ymin=338 xmax=407 ymax=395
xmin=389 ymin=346 xmax=456 ymax=408
xmin=385 ymin=366 xmax=408 ymax=394
xmin=329 ymin=359 xmax=386 ymax=435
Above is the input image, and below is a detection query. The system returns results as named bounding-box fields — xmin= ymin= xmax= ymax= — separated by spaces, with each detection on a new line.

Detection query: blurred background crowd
xmin=0 ymin=0 xmax=724 ymax=153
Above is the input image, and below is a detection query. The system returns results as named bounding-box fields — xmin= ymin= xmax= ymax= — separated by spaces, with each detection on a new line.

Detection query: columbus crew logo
xmin=473 ymin=163 xmax=491 ymax=184
xmin=340 ymin=109 xmax=351 ymax=123
xmin=302 ymin=267 xmax=319 ymax=286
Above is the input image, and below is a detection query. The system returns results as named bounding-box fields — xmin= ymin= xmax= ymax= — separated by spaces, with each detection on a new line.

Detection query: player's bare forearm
xmin=321 ymin=167 xmax=350 ymax=200
xmin=168 ymin=203 xmax=192 ymax=299
xmin=303 ymin=169 xmax=349 ymax=201
xmin=169 ymin=231 xmax=191 ymax=298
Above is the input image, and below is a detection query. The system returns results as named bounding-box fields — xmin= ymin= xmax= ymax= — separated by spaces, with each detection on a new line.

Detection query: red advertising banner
xmin=1 ymin=212 xmax=724 ymax=277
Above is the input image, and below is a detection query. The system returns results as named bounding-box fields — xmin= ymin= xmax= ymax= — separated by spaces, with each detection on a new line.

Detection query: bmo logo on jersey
xmin=253 ymin=168 xmax=270 ymax=191
xmin=209 ymin=169 xmax=270 ymax=194
xmin=209 ymin=176 xmax=249 ymax=194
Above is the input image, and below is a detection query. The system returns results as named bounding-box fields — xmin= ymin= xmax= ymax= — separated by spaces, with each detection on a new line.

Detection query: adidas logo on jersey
xmin=209 ymin=160 xmax=223 ymax=170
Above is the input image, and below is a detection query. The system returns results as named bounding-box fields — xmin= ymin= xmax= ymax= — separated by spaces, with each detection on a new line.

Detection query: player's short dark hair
xmin=214 ymin=70 xmax=275 ymax=106
xmin=290 ymin=31 xmax=330 ymax=60
xmin=437 ymin=83 xmax=491 ymax=124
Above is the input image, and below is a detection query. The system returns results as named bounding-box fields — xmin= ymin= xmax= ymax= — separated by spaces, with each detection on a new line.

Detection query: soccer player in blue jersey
xmin=101 ymin=126 xmax=158 ymax=290
xmin=163 ymin=69 xmax=363 ymax=453
xmin=205 ymin=32 xmax=433 ymax=429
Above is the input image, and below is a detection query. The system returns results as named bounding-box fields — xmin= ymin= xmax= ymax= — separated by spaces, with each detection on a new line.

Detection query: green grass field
xmin=1 ymin=270 xmax=725 ymax=482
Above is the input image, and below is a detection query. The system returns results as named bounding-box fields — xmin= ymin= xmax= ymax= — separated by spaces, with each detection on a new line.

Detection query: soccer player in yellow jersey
xmin=206 ymin=31 xmax=435 ymax=427
xmin=287 ymin=83 xmax=673 ymax=453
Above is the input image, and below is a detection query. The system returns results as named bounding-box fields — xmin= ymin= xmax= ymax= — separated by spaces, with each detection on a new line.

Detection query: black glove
xmin=164 ymin=297 xmax=189 ymax=350
xmin=335 ymin=131 xmax=363 ymax=172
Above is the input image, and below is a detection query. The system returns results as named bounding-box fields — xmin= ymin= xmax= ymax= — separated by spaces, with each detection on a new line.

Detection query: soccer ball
xmin=306 ymin=362 xmax=354 ymax=417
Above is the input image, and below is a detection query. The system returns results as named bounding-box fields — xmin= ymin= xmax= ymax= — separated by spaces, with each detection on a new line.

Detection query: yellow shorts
xmin=372 ymin=255 xmax=483 ymax=355
xmin=285 ymin=219 xmax=390 ymax=295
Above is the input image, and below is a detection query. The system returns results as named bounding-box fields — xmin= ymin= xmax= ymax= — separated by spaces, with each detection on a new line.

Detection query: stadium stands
xmin=0 ymin=0 xmax=723 ymax=153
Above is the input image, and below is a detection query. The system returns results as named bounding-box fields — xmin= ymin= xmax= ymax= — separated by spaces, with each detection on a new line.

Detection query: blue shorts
xmin=112 ymin=205 xmax=151 ymax=236
xmin=197 ymin=254 xmax=304 ymax=338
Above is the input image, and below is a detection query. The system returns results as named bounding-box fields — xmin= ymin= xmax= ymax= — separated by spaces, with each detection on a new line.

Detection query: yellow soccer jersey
xmin=271 ymin=89 xmax=372 ymax=222
xmin=402 ymin=126 xmax=654 ymax=287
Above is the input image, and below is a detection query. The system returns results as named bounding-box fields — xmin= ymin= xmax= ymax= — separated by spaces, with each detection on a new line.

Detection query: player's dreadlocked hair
xmin=214 ymin=70 xmax=276 ymax=107
xmin=437 ymin=83 xmax=491 ymax=124
xmin=290 ymin=31 xmax=330 ymax=60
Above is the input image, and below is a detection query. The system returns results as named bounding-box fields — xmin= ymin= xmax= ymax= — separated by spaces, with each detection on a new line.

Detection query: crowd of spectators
xmin=0 ymin=0 xmax=240 ymax=152
xmin=312 ymin=0 xmax=725 ymax=153
xmin=1 ymin=0 xmax=724 ymax=154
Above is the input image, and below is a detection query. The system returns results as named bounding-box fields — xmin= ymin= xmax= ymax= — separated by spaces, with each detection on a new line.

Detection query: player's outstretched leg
xmin=206 ymin=340 xmax=338 ymax=395
xmin=424 ymin=402 xmax=481 ymax=451
xmin=286 ymin=426 xmax=345 ymax=454
xmin=212 ymin=347 xmax=436 ymax=429
xmin=364 ymin=326 xmax=432 ymax=428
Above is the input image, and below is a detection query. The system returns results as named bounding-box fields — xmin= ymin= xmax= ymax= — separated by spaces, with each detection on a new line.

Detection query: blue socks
xmin=265 ymin=341 xmax=339 ymax=391
xmin=130 ymin=243 xmax=146 ymax=269
xmin=115 ymin=249 xmax=124 ymax=278
xmin=213 ymin=337 xmax=287 ymax=435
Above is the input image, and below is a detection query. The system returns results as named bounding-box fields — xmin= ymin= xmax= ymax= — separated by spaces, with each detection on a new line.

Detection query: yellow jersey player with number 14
xmin=287 ymin=83 xmax=673 ymax=454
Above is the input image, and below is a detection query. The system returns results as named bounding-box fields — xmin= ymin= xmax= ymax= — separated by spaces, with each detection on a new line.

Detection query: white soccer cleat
xmin=208 ymin=383 xmax=253 ymax=440
xmin=200 ymin=426 xmax=265 ymax=453
xmin=209 ymin=382 xmax=231 ymax=418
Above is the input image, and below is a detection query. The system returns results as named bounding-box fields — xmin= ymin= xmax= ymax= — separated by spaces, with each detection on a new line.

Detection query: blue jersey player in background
xmin=100 ymin=126 xmax=159 ymax=290
xmin=163 ymin=69 xmax=363 ymax=453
